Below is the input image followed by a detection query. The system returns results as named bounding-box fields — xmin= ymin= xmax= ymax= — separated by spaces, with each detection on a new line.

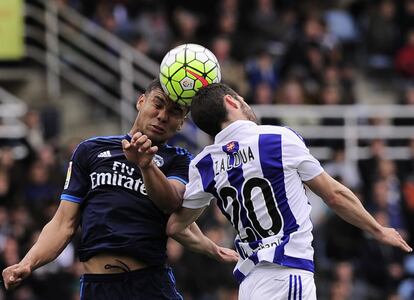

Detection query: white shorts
xmin=239 ymin=262 xmax=317 ymax=300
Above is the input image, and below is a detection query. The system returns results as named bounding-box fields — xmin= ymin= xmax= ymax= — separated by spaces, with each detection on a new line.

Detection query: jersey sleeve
xmin=284 ymin=129 xmax=324 ymax=181
xmin=60 ymin=142 xmax=90 ymax=204
xmin=165 ymin=151 xmax=192 ymax=185
xmin=182 ymin=162 xmax=214 ymax=209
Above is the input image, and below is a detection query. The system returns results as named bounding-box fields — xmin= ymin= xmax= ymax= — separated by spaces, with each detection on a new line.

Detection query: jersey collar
xmin=214 ymin=120 xmax=257 ymax=144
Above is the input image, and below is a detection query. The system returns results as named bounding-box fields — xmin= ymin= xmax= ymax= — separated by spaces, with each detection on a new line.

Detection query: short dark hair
xmin=191 ymin=83 xmax=239 ymax=136
xmin=144 ymin=78 xmax=190 ymax=114
xmin=145 ymin=78 xmax=163 ymax=95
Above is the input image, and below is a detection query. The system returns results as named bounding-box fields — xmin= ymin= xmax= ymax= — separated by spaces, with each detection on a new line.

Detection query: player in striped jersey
xmin=167 ymin=83 xmax=412 ymax=300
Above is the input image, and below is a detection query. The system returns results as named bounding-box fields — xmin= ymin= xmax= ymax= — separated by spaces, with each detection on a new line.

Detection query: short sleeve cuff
xmin=167 ymin=176 xmax=188 ymax=185
xmin=61 ymin=194 xmax=82 ymax=203
xmin=182 ymin=197 xmax=212 ymax=209
xmin=300 ymin=166 xmax=324 ymax=182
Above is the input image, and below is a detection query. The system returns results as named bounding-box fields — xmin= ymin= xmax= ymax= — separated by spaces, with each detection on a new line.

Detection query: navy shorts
xmin=79 ymin=265 xmax=183 ymax=300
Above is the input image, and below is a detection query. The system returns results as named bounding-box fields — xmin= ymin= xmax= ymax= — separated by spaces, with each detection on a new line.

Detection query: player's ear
xmin=136 ymin=94 xmax=145 ymax=110
xmin=177 ymin=119 xmax=184 ymax=131
xmin=224 ymin=95 xmax=239 ymax=109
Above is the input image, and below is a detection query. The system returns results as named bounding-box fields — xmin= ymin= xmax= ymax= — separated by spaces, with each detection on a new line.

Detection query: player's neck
xmin=129 ymin=122 xmax=142 ymax=136
xmin=221 ymin=117 xmax=249 ymax=131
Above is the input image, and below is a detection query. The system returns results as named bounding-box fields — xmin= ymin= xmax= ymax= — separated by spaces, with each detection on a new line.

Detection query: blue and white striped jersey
xmin=182 ymin=120 xmax=324 ymax=283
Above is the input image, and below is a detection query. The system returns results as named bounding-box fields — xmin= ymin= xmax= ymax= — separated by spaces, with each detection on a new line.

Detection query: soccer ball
xmin=159 ymin=43 xmax=221 ymax=106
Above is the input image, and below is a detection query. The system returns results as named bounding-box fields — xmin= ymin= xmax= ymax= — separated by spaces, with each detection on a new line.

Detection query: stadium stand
xmin=0 ymin=0 xmax=414 ymax=299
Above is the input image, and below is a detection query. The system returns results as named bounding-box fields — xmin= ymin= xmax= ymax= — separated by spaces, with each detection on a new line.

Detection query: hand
xmin=374 ymin=226 xmax=413 ymax=252
xmin=2 ymin=263 xmax=31 ymax=290
xmin=210 ymin=246 xmax=239 ymax=263
xmin=122 ymin=132 xmax=158 ymax=169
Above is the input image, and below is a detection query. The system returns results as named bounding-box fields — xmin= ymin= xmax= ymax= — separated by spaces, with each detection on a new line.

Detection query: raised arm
xmin=305 ymin=171 xmax=412 ymax=252
xmin=2 ymin=200 xmax=81 ymax=289
xmin=122 ymin=133 xmax=183 ymax=213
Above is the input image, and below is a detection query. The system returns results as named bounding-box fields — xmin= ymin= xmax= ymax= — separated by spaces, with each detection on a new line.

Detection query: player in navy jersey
xmin=167 ymin=83 xmax=412 ymax=300
xmin=2 ymin=79 xmax=238 ymax=299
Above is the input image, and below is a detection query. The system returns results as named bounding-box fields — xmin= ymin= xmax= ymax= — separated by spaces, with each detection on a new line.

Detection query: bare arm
xmin=140 ymin=162 xmax=184 ymax=213
xmin=167 ymin=206 xmax=204 ymax=236
xmin=2 ymin=200 xmax=81 ymax=289
xmin=306 ymin=171 xmax=412 ymax=252
xmin=171 ymin=222 xmax=238 ymax=263
xmin=141 ymin=165 xmax=184 ymax=213
xmin=122 ymin=133 xmax=183 ymax=213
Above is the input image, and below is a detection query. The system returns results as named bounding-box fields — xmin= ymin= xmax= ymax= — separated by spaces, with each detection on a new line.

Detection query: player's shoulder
xmin=163 ymin=144 xmax=193 ymax=159
xmin=189 ymin=145 xmax=214 ymax=167
xmin=75 ymin=135 xmax=126 ymax=152
xmin=256 ymin=124 xmax=296 ymax=135
xmin=257 ymin=125 xmax=306 ymax=145
xmin=83 ymin=134 xmax=126 ymax=144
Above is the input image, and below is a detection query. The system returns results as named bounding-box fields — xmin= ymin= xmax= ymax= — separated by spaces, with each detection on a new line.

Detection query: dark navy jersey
xmin=60 ymin=134 xmax=192 ymax=265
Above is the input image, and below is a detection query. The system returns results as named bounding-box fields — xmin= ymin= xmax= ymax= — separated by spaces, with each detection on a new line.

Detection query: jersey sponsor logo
xmin=64 ymin=161 xmax=72 ymax=189
xmin=90 ymin=161 xmax=147 ymax=195
xmin=153 ymin=154 xmax=164 ymax=167
xmin=214 ymin=146 xmax=255 ymax=175
xmin=97 ymin=150 xmax=111 ymax=158
xmin=237 ymin=237 xmax=282 ymax=257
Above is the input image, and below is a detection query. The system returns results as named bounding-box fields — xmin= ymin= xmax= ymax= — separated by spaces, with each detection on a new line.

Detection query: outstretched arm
xmin=122 ymin=133 xmax=183 ymax=213
xmin=171 ymin=222 xmax=239 ymax=263
xmin=306 ymin=171 xmax=412 ymax=252
xmin=167 ymin=207 xmax=238 ymax=262
xmin=2 ymin=201 xmax=81 ymax=289
xmin=167 ymin=206 xmax=204 ymax=236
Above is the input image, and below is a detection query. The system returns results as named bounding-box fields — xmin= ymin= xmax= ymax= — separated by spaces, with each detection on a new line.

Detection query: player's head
xmin=133 ymin=78 xmax=188 ymax=145
xmin=191 ymin=83 xmax=257 ymax=136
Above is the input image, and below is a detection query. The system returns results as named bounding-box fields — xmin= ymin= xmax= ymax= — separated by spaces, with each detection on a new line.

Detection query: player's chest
xmin=88 ymin=147 xmax=171 ymax=180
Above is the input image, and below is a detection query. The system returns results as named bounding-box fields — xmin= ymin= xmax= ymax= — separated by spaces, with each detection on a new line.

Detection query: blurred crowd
xmin=1 ymin=0 xmax=414 ymax=299
xmin=57 ymin=0 xmax=414 ymax=107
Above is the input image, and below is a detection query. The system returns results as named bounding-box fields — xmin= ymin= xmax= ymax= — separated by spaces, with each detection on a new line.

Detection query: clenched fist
xmin=2 ymin=263 xmax=31 ymax=290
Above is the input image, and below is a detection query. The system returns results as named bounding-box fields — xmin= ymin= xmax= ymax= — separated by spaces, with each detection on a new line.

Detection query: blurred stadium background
xmin=1 ymin=0 xmax=414 ymax=299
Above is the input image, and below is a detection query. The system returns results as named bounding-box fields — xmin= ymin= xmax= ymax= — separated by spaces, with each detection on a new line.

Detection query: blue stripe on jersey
xmin=61 ymin=194 xmax=82 ymax=203
xmin=234 ymin=269 xmax=246 ymax=283
xmin=294 ymin=275 xmax=297 ymax=300
xmin=234 ymin=239 xmax=248 ymax=260
xmin=250 ymin=252 xmax=259 ymax=264
xmin=288 ymin=275 xmax=292 ymax=300
xmin=196 ymin=154 xmax=216 ymax=192
xmin=167 ymin=176 xmax=188 ymax=185
xmin=299 ymin=275 xmax=302 ymax=300
xmin=258 ymin=134 xmax=298 ymax=234
xmin=282 ymin=254 xmax=315 ymax=272
xmin=85 ymin=135 xmax=127 ymax=142
xmin=285 ymin=127 xmax=305 ymax=142
xmin=80 ymin=275 xmax=85 ymax=300
xmin=258 ymin=134 xmax=301 ymax=265
xmin=195 ymin=154 xmax=232 ymax=222
xmin=170 ymin=145 xmax=193 ymax=159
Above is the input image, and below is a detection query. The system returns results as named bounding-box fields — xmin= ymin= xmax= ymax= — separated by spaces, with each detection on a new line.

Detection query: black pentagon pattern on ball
xmin=159 ymin=43 xmax=221 ymax=106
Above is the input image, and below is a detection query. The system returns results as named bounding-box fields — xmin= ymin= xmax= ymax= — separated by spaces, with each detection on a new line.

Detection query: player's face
xmin=136 ymin=88 xmax=187 ymax=144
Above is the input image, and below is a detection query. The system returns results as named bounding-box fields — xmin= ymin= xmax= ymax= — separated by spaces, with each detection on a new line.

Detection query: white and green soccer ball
xmin=159 ymin=43 xmax=221 ymax=106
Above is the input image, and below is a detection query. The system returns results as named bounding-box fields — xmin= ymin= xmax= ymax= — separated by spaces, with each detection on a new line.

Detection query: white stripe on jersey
xmin=183 ymin=120 xmax=324 ymax=282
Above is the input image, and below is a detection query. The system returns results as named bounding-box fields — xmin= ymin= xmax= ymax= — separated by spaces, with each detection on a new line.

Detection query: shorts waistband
xmin=81 ymin=265 xmax=168 ymax=282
